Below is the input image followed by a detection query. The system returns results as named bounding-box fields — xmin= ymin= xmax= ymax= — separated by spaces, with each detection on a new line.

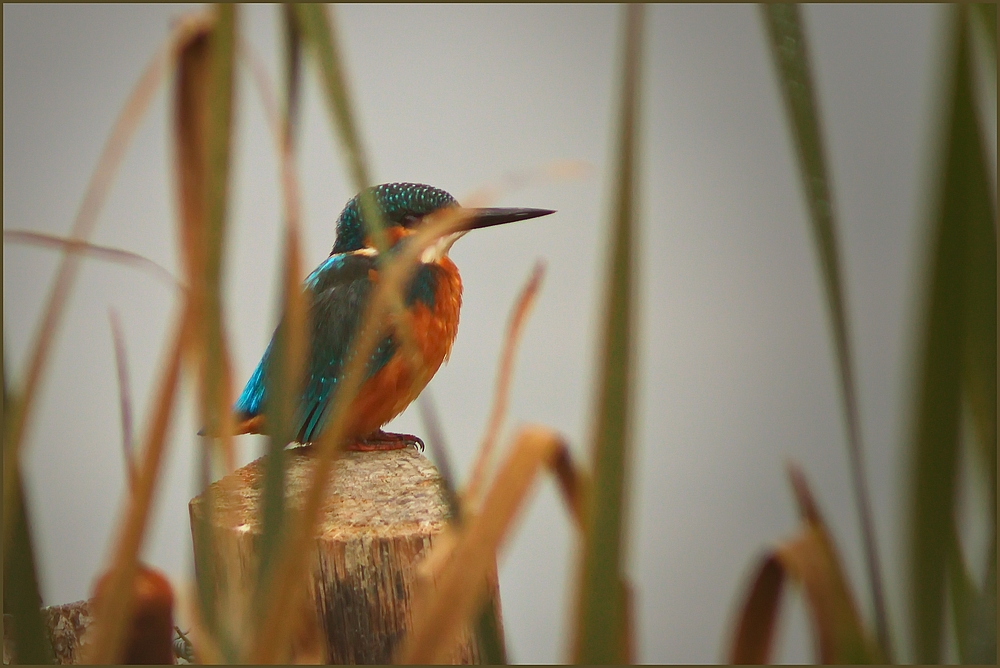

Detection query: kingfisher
xmin=232 ymin=182 xmax=554 ymax=451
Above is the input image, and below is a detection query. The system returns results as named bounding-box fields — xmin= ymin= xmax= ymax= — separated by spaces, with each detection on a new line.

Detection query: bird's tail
xmin=197 ymin=414 xmax=263 ymax=437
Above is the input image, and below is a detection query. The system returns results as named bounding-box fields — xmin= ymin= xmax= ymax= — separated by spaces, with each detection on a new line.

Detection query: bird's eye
xmin=400 ymin=213 xmax=421 ymax=228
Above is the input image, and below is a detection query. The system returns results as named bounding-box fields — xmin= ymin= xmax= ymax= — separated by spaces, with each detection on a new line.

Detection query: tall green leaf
xmin=291 ymin=4 xmax=388 ymax=253
xmin=971 ymin=4 xmax=997 ymax=54
xmin=2 ymin=462 xmax=54 ymax=664
xmin=571 ymin=4 xmax=642 ymax=664
xmin=282 ymin=3 xmax=302 ymax=151
xmin=253 ymin=5 xmax=308 ymax=621
xmin=291 ymin=3 xmax=369 ymax=190
xmin=760 ymin=4 xmax=891 ymax=658
xmin=910 ymin=7 xmax=996 ymax=663
xmin=959 ymin=7 xmax=997 ymax=509
xmin=947 ymin=524 xmax=997 ymax=663
xmin=254 ymin=235 xmax=307 ymax=620
xmin=245 ymin=6 xmax=404 ymax=660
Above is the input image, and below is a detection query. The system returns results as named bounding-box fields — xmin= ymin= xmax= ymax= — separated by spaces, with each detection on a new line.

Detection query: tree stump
xmin=189 ymin=446 xmax=502 ymax=664
xmin=3 ymin=599 xmax=94 ymax=665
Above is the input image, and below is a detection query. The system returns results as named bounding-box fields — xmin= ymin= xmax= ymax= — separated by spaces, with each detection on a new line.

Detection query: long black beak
xmin=458 ymin=207 xmax=556 ymax=232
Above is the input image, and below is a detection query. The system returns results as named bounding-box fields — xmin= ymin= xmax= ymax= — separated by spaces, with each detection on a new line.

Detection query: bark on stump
xmin=189 ymin=446 xmax=502 ymax=664
xmin=3 ymin=600 xmax=94 ymax=665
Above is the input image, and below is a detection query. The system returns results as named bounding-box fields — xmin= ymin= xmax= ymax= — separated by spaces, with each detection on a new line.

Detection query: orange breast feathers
xmin=346 ymin=257 xmax=463 ymax=437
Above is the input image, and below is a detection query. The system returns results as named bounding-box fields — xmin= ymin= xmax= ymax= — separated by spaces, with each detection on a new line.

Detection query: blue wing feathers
xmin=235 ymin=251 xmax=397 ymax=442
xmin=235 ymin=250 xmax=443 ymax=443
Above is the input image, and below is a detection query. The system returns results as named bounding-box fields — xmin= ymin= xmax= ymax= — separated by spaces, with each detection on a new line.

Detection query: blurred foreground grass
xmin=3 ymin=3 xmax=995 ymax=664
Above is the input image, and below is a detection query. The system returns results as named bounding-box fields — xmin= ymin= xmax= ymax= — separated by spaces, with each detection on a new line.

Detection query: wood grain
xmin=189 ymin=446 xmax=500 ymax=664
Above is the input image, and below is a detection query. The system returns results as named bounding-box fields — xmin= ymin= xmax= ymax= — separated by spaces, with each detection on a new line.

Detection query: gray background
xmin=3 ymin=3 xmax=974 ymax=663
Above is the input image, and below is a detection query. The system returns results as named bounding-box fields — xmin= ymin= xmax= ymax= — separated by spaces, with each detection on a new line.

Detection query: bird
xmin=231 ymin=182 xmax=555 ymax=451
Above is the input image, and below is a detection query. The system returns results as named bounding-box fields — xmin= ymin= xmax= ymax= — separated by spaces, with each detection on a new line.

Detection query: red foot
xmin=346 ymin=430 xmax=425 ymax=452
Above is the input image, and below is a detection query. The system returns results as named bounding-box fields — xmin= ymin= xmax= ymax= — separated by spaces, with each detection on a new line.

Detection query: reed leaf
xmin=290 ymin=3 xmax=388 ymax=254
xmin=728 ymin=554 xmax=785 ymax=663
xmin=85 ymin=306 xmax=189 ymax=664
xmin=416 ymin=390 xmax=508 ymax=664
xmin=2 ymin=230 xmax=181 ymax=289
xmin=399 ymin=426 xmax=579 ymax=664
xmin=760 ymin=4 xmax=891 ymax=657
xmin=3 ymin=464 xmax=55 ymax=664
xmin=418 ymin=390 xmax=462 ymax=521
xmin=200 ymin=3 xmax=238 ymax=462
xmin=422 ymin=263 xmax=547 ymax=666
xmin=282 ymin=3 xmax=302 ymax=151
xmin=254 ymin=215 xmax=308 ymax=625
xmin=957 ymin=10 xmax=997 ymax=507
xmin=729 ymin=465 xmax=882 ymax=664
xmin=571 ymin=5 xmax=642 ymax=664
xmin=474 ymin=601 xmax=508 ymax=666
xmin=172 ymin=7 xmax=238 ymax=658
xmin=244 ymin=9 xmax=309 ymax=641
xmin=108 ymin=308 xmax=137 ymax=491
xmin=62 ymin=13 xmax=225 ymax=664
xmin=290 ymin=3 xmax=422 ymax=363
xmin=288 ymin=5 xmax=427 ymax=394
xmin=466 ymin=262 xmax=546 ymax=508
xmin=291 ymin=3 xmax=369 ymax=190
xmin=971 ymin=4 xmax=997 ymax=54
xmin=947 ymin=523 xmax=997 ymax=663
xmin=909 ymin=7 xmax=996 ymax=662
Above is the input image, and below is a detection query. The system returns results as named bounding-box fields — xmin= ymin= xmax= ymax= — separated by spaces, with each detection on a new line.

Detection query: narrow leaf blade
xmin=572 ymin=5 xmax=642 ymax=664
xmin=728 ymin=555 xmax=785 ymax=664
xmin=760 ymin=4 xmax=891 ymax=657
xmin=3 ymin=471 xmax=55 ymax=664
xmin=291 ymin=4 xmax=389 ymax=253
xmin=729 ymin=465 xmax=882 ymax=664
xmin=910 ymin=8 xmax=996 ymax=662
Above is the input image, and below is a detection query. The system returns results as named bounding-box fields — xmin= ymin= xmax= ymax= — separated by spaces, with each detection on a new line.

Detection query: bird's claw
xmin=348 ymin=430 xmax=424 ymax=452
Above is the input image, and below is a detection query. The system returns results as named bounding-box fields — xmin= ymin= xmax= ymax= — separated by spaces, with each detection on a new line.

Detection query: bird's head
xmin=331 ymin=182 xmax=554 ymax=261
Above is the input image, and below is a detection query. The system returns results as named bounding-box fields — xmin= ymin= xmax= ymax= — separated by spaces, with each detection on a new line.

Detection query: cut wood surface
xmin=3 ymin=599 xmax=94 ymax=665
xmin=189 ymin=445 xmax=500 ymax=664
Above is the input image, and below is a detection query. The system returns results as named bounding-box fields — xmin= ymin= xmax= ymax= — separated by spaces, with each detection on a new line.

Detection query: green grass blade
xmin=282 ymin=3 xmax=302 ymax=150
xmin=971 ymin=4 xmax=997 ymax=54
xmin=293 ymin=4 xmax=424 ymax=387
xmin=3 ymin=463 xmax=55 ymax=664
xmin=475 ymin=599 xmax=507 ymax=665
xmin=291 ymin=4 xmax=388 ymax=253
xmin=571 ymin=5 xmax=642 ymax=664
xmin=760 ymin=4 xmax=891 ymax=658
xmin=255 ymin=234 xmax=308 ymax=623
xmin=910 ymin=8 xmax=996 ymax=663
xmin=291 ymin=3 xmax=369 ymax=189
xmin=947 ymin=524 xmax=997 ymax=663
xmin=958 ymin=6 xmax=997 ymax=510
xmin=253 ymin=4 xmax=308 ymax=631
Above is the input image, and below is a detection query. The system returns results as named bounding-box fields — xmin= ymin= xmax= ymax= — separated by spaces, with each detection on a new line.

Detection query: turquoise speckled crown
xmin=331 ymin=183 xmax=458 ymax=254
